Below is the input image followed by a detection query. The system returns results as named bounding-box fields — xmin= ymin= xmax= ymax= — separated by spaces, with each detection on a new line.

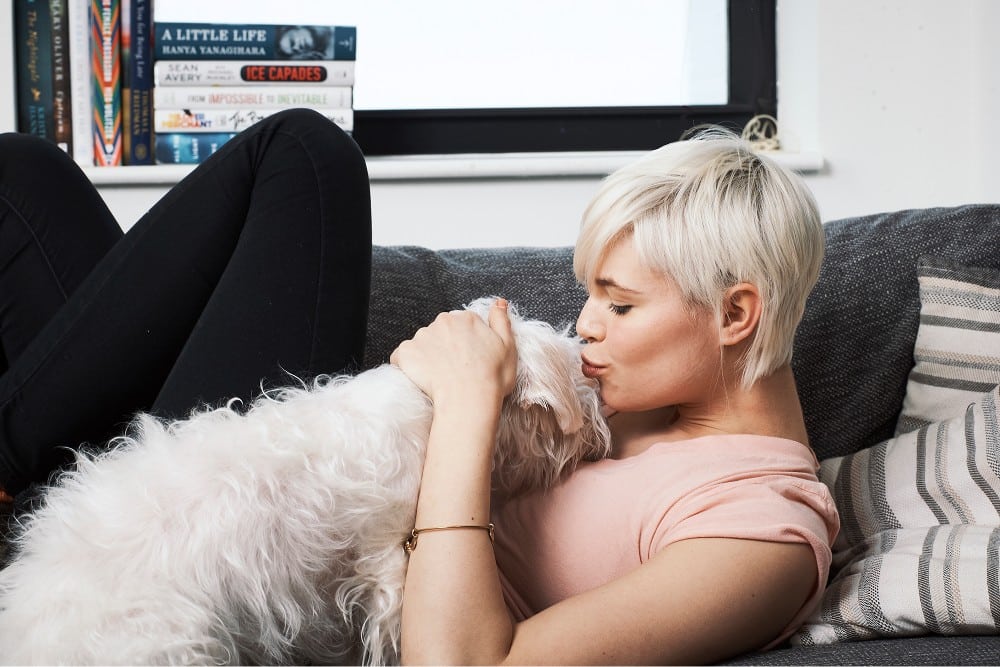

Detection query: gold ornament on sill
xmin=741 ymin=114 xmax=780 ymax=152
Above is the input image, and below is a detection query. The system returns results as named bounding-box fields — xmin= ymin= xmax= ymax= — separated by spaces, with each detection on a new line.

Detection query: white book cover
xmin=154 ymin=108 xmax=353 ymax=133
xmin=67 ymin=0 xmax=91 ymax=165
xmin=154 ymin=85 xmax=353 ymax=109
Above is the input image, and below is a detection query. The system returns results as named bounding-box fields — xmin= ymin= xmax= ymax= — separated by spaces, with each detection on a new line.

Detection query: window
xmin=350 ymin=0 xmax=776 ymax=155
xmin=155 ymin=0 xmax=776 ymax=155
xmin=349 ymin=1 xmax=728 ymax=110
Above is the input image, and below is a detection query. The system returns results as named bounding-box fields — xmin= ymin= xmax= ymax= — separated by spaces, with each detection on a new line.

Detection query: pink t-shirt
xmin=491 ymin=434 xmax=840 ymax=649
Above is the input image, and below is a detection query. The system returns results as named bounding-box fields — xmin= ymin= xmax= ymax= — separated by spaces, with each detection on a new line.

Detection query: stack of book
xmin=151 ymin=22 xmax=357 ymax=165
xmin=13 ymin=4 xmax=356 ymax=167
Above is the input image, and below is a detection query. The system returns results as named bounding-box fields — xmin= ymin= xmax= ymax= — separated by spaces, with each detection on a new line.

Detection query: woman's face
xmin=576 ymin=238 xmax=722 ymax=413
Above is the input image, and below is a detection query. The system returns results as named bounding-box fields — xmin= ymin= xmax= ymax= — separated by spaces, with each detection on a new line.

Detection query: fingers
xmin=392 ymin=299 xmax=513 ymax=366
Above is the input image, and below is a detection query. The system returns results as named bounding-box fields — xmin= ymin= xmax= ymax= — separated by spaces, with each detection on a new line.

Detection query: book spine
xmin=153 ymin=23 xmax=356 ymax=61
xmin=68 ymin=0 xmax=91 ymax=164
xmin=91 ymin=0 xmax=122 ymax=166
xmin=153 ymin=60 xmax=355 ymax=87
xmin=15 ymin=0 xmax=55 ymax=141
xmin=153 ymin=85 xmax=352 ymax=109
xmin=49 ymin=0 xmax=73 ymax=154
xmin=154 ymin=108 xmax=354 ymax=133
xmin=123 ymin=0 xmax=152 ymax=164
xmin=154 ymin=132 xmax=236 ymax=164
xmin=119 ymin=0 xmax=129 ymax=161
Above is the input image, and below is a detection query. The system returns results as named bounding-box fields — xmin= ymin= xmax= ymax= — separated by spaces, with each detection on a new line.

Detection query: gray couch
xmin=365 ymin=204 xmax=1000 ymax=665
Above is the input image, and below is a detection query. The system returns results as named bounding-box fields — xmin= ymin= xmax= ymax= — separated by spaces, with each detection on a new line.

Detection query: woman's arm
xmin=392 ymin=300 xmax=518 ymax=664
xmin=405 ymin=529 xmax=816 ymax=665
xmin=503 ymin=538 xmax=816 ymax=665
xmin=399 ymin=393 xmax=514 ymax=664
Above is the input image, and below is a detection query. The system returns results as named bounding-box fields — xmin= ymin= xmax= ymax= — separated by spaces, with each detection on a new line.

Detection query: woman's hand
xmin=390 ymin=298 xmax=518 ymax=407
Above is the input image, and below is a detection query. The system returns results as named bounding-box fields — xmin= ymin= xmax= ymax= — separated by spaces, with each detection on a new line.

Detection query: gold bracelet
xmin=403 ymin=523 xmax=495 ymax=554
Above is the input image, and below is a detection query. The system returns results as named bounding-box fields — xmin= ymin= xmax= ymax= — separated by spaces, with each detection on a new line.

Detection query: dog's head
xmin=464 ymin=298 xmax=611 ymax=498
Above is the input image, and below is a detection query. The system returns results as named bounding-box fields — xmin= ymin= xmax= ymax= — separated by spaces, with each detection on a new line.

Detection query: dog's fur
xmin=0 ymin=299 xmax=610 ymax=665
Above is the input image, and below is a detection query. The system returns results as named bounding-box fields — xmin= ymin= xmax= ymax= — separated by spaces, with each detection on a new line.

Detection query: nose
xmin=576 ymin=297 xmax=605 ymax=343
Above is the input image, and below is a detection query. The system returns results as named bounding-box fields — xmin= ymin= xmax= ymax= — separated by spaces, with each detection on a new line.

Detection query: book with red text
xmin=153 ymin=60 xmax=355 ymax=86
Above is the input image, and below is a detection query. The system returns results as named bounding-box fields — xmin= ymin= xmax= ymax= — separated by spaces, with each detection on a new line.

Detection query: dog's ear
xmin=467 ymin=297 xmax=586 ymax=433
xmin=492 ymin=316 xmax=612 ymax=497
xmin=509 ymin=320 xmax=585 ymax=434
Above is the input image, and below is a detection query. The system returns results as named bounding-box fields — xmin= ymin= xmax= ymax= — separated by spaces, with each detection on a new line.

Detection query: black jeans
xmin=0 ymin=109 xmax=372 ymax=495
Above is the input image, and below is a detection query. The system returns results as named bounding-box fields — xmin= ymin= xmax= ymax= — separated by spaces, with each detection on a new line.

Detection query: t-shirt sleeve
xmin=647 ymin=473 xmax=840 ymax=647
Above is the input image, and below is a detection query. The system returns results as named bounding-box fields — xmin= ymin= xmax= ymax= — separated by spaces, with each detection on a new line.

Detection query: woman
xmin=391 ymin=134 xmax=839 ymax=664
xmin=0 ymin=108 xmax=371 ymax=501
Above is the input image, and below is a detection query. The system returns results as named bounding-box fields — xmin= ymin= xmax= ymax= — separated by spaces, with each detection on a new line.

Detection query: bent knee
xmin=256 ymin=108 xmax=365 ymax=169
xmin=0 ymin=133 xmax=77 ymax=184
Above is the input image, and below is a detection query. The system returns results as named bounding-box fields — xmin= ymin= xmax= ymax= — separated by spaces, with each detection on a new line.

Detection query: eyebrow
xmin=594 ymin=277 xmax=642 ymax=294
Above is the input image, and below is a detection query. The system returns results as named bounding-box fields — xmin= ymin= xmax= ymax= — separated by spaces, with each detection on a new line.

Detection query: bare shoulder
xmin=505 ymin=537 xmax=816 ymax=665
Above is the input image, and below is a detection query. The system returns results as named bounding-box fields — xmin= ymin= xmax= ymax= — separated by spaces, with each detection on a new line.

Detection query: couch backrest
xmin=792 ymin=203 xmax=1000 ymax=459
xmin=365 ymin=246 xmax=585 ymax=367
xmin=366 ymin=204 xmax=1000 ymax=461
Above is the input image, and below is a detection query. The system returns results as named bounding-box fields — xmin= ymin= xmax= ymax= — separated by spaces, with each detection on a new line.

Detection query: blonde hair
xmin=573 ymin=128 xmax=824 ymax=388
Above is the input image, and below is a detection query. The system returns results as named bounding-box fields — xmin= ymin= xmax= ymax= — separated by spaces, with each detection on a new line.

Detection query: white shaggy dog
xmin=0 ymin=298 xmax=610 ymax=666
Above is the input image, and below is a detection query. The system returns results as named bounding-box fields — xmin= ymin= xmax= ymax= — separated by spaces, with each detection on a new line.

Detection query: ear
xmin=719 ymin=282 xmax=761 ymax=347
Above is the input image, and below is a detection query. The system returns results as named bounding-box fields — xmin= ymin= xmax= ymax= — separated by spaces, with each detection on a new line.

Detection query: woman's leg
xmin=0 ymin=134 xmax=123 ymax=372
xmin=0 ymin=134 xmax=123 ymax=506
xmin=144 ymin=109 xmax=372 ymax=416
xmin=0 ymin=109 xmax=372 ymax=494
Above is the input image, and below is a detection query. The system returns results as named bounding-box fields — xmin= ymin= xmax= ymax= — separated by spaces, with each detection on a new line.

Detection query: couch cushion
xmin=723 ymin=634 xmax=1000 ymax=665
xmin=790 ymin=386 xmax=1000 ymax=645
xmin=895 ymin=257 xmax=1000 ymax=434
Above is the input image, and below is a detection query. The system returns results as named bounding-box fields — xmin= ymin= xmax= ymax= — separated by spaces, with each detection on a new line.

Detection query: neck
xmin=608 ymin=364 xmax=808 ymax=459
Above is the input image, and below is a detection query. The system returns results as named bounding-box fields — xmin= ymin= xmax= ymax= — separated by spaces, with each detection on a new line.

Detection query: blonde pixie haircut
xmin=573 ymin=128 xmax=824 ymax=389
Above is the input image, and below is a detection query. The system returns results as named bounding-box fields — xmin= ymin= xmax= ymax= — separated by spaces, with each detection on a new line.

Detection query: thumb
xmin=489 ymin=297 xmax=514 ymax=347
xmin=490 ymin=298 xmax=518 ymax=395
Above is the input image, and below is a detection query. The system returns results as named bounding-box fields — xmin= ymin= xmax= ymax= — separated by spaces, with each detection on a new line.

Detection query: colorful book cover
xmin=153 ymin=23 xmax=356 ymax=61
xmin=15 ymin=0 xmax=54 ymax=141
xmin=154 ymin=132 xmax=236 ymax=164
xmin=90 ymin=0 xmax=122 ymax=166
xmin=154 ymin=108 xmax=353 ymax=133
xmin=50 ymin=0 xmax=73 ymax=154
xmin=153 ymin=85 xmax=353 ymax=110
xmin=122 ymin=0 xmax=152 ymax=164
xmin=153 ymin=60 xmax=355 ymax=87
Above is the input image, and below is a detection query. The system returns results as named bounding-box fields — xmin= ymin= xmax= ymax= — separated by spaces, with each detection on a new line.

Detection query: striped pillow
xmin=791 ymin=386 xmax=1000 ymax=644
xmin=895 ymin=257 xmax=1000 ymax=435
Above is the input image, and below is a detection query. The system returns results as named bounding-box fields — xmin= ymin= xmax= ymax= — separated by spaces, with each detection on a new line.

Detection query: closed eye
xmin=608 ymin=303 xmax=632 ymax=316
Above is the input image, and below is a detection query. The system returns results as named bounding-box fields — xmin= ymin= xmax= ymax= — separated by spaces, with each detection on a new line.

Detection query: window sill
xmin=83 ymin=150 xmax=824 ymax=186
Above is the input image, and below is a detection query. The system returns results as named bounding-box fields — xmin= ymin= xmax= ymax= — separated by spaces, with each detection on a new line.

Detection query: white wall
xmin=781 ymin=0 xmax=1000 ymax=222
xmin=89 ymin=0 xmax=1000 ymax=247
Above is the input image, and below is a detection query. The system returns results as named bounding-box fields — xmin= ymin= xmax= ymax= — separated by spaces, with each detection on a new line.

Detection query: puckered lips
xmin=581 ymin=353 xmax=605 ymax=380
